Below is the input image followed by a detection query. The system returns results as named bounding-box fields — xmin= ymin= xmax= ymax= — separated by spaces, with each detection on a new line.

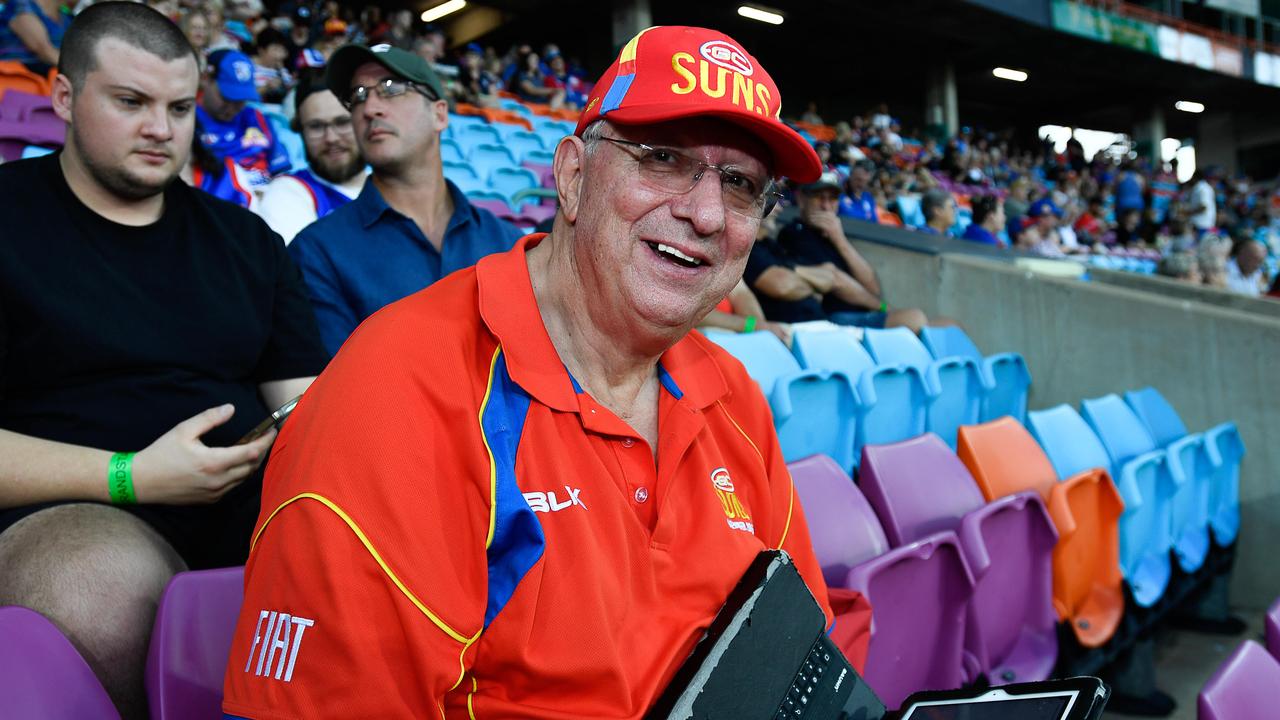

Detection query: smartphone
xmin=236 ymin=395 xmax=302 ymax=445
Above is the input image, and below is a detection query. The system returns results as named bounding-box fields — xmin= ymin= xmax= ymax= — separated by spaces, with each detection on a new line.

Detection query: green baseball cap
xmin=325 ymin=43 xmax=445 ymax=105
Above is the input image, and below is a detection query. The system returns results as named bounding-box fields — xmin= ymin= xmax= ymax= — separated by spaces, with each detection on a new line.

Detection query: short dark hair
xmin=971 ymin=195 xmax=1000 ymax=225
xmin=59 ymin=2 xmax=198 ymax=90
xmin=921 ymin=188 xmax=953 ymax=222
xmin=255 ymin=27 xmax=288 ymax=54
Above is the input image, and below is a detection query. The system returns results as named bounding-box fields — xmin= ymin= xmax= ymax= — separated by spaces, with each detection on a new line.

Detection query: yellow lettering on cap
xmin=755 ymin=84 xmax=772 ymax=117
xmin=700 ymin=61 xmax=728 ymax=99
xmin=732 ymin=72 xmax=754 ymax=111
xmin=670 ymin=52 xmax=696 ymax=95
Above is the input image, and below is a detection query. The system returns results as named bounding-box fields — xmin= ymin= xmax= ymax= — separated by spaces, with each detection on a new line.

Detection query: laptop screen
xmin=902 ymin=693 xmax=1075 ymax=720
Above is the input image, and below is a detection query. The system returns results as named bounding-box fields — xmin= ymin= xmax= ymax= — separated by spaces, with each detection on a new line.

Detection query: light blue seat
xmin=455 ymin=123 xmax=504 ymax=154
xmin=863 ymin=328 xmax=982 ymax=449
xmin=503 ymin=131 xmax=547 ymax=163
xmin=895 ymin=195 xmax=927 ymax=228
xmin=446 ymin=113 xmax=488 ymax=141
xmin=791 ymin=328 xmax=927 ymax=469
xmin=442 ymin=160 xmax=486 ymax=194
xmin=468 ymin=143 xmax=520 ymax=183
xmin=704 ymin=330 xmax=858 ymax=470
xmin=1125 ymin=386 xmax=1244 ymax=547
xmin=1029 ymin=403 xmax=1171 ymax=607
xmin=498 ymin=98 xmax=532 ymax=116
xmin=920 ymin=326 xmax=1031 ymax=423
xmin=489 ymin=167 xmax=540 ymax=209
xmin=440 ymin=138 xmax=465 ymax=165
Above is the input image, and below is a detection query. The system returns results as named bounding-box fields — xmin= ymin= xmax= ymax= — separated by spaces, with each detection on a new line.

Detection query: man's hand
xmin=804 ymin=209 xmax=846 ymax=244
xmin=795 ymin=264 xmax=837 ymax=294
xmin=131 ymin=405 xmax=275 ymax=505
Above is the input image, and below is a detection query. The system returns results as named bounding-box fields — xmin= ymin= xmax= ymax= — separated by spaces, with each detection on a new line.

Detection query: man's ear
xmin=51 ymin=73 xmax=74 ymax=125
xmin=552 ymin=135 xmax=586 ymax=224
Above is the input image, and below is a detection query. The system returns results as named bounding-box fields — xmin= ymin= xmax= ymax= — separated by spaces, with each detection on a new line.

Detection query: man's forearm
xmin=828 ymin=269 xmax=881 ymax=309
xmin=830 ymin=236 xmax=882 ymax=297
xmin=0 ymin=428 xmax=113 ymax=508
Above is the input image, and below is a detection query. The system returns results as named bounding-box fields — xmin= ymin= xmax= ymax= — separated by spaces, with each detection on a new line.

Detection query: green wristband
xmin=108 ymin=452 xmax=137 ymax=505
xmin=741 ymin=315 xmax=758 ymax=333
xmin=878 ymin=301 xmax=888 ymax=313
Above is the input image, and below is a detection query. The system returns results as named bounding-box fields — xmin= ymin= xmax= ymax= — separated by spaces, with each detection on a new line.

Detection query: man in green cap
xmin=287 ymin=43 xmax=522 ymax=355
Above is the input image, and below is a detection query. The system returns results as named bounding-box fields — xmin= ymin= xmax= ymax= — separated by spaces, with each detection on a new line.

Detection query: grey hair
xmin=580 ymin=119 xmax=608 ymax=156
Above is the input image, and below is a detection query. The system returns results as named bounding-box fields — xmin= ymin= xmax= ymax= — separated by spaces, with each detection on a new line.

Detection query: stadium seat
xmin=789 ymin=454 xmax=974 ymax=710
xmin=454 ymin=124 xmax=504 ymax=154
xmin=860 ymin=433 xmax=1058 ymax=684
xmin=957 ymin=418 xmax=1124 ymax=648
xmin=862 ymin=327 xmax=982 ymax=448
xmin=0 ymin=60 xmax=50 ymax=98
xmin=502 ymin=130 xmax=546 ymax=162
xmin=532 ymin=117 xmax=575 ymax=136
xmin=791 ymin=327 xmax=928 ymax=468
xmin=465 ymin=190 xmax=513 ymax=217
xmin=145 ymin=567 xmax=244 ymax=720
xmin=498 ymin=98 xmax=532 ymax=116
xmin=1029 ymin=404 xmax=1171 ymax=607
xmin=1267 ymin=596 xmax=1280 ymax=662
xmin=1197 ymin=640 xmax=1280 ymax=720
xmin=442 ymin=160 xmax=487 ymax=194
xmin=704 ymin=331 xmax=858 ymax=470
xmin=0 ymin=605 xmax=120 ymax=719
xmin=893 ymin=194 xmax=927 ymax=227
xmin=489 ymin=167 xmax=540 ymax=208
xmin=468 ymin=143 xmax=520 ymax=183
xmin=0 ymin=89 xmax=51 ymax=120
xmin=445 ymin=112 xmax=487 ymax=140
xmin=919 ymin=326 xmax=1031 ymax=423
xmin=440 ymin=138 xmax=465 ymax=165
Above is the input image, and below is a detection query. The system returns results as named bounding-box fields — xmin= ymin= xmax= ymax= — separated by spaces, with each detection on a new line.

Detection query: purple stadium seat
xmin=1197 ymin=640 xmax=1280 ymax=720
xmin=859 ymin=434 xmax=1058 ymax=684
xmin=145 ymin=567 xmax=245 ymax=720
xmin=0 ymin=88 xmax=52 ymax=120
xmin=1267 ymin=596 xmax=1280 ymax=663
xmin=790 ymin=454 xmax=975 ymax=709
xmin=0 ymin=605 xmax=120 ymax=719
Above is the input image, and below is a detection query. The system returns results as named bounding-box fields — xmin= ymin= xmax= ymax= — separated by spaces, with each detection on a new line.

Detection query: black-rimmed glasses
xmin=600 ymin=137 xmax=780 ymax=219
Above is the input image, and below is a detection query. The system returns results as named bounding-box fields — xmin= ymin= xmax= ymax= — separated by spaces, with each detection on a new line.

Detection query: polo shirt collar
xmin=476 ymin=234 xmax=728 ymax=414
xmin=352 ymin=176 xmax=477 ymax=232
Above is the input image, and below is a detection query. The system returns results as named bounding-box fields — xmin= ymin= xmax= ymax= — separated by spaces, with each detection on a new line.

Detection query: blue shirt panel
xmin=960 ymin=223 xmax=1001 ymax=246
xmin=289 ymin=178 xmax=523 ymax=355
xmin=289 ymin=169 xmax=354 ymax=219
xmin=837 ymin=191 xmax=878 ymax=224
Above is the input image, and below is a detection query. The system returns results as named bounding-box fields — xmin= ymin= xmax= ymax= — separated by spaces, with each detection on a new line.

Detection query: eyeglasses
xmin=600 ymin=137 xmax=779 ymax=219
xmin=343 ymin=77 xmax=437 ymax=110
xmin=301 ymin=116 xmax=354 ymax=138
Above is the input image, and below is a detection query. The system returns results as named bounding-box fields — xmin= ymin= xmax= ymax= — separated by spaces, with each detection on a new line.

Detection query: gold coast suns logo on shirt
xmin=711 ymin=467 xmax=754 ymax=534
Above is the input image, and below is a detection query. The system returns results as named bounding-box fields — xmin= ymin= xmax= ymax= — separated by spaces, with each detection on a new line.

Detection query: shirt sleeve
xmin=222 ymin=318 xmax=493 ymax=718
xmin=287 ymin=229 xmax=360 ymax=357
xmin=259 ymin=177 xmax=318 ymax=245
xmin=251 ymin=227 xmax=330 ymax=381
xmin=743 ymin=240 xmax=783 ymax=289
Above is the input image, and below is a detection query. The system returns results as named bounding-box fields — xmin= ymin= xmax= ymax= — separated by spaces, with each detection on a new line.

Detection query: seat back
xmin=145 ymin=567 xmax=245 ymax=720
xmin=956 ymin=417 xmax=1057 ymax=502
xmin=503 ymin=130 xmax=546 ymax=162
xmin=1026 ymin=404 xmax=1112 ymax=481
xmin=702 ymin=330 xmax=801 ymax=397
xmin=0 ymin=88 xmax=51 ymax=121
xmin=859 ymin=433 xmax=985 ymax=546
xmin=1080 ymin=394 xmax=1159 ymax=466
xmin=468 ymin=143 xmax=520 ymax=182
xmin=788 ymin=455 xmax=889 ymax=589
xmin=1123 ymin=386 xmax=1189 ymax=447
xmin=1267 ymin=596 xmax=1280 ymax=663
xmin=1205 ymin=422 xmax=1245 ymax=545
xmin=861 ymin=327 xmax=935 ymax=370
xmin=0 ymin=605 xmax=120 ymax=719
xmin=439 ymin=138 xmax=465 ymax=164
xmin=454 ymin=122 xmax=503 ymax=152
xmin=442 ymin=160 xmax=485 ymax=194
xmin=919 ymin=326 xmax=983 ymax=363
xmin=864 ymin=328 xmax=982 ymax=448
xmin=489 ymin=167 xmax=539 ymax=206
xmin=0 ymin=61 xmax=51 ymax=98
xmin=792 ymin=327 xmax=877 ymax=377
xmin=1197 ymin=641 xmax=1280 ymax=720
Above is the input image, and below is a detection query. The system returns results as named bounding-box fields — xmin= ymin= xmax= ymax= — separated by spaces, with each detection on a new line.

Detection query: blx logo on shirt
xmin=244 ymin=609 xmax=315 ymax=683
xmin=524 ymin=486 xmax=587 ymax=513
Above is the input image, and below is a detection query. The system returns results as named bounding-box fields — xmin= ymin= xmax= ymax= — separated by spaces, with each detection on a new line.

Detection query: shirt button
xmin=634 ymin=487 xmax=649 ymax=503
xmin=622 ymin=438 xmax=635 ymax=448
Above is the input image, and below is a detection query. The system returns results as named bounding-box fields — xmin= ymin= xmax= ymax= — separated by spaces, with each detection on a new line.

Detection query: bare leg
xmin=0 ymin=504 xmax=186 ymax=719
xmin=885 ymin=307 xmax=927 ymax=333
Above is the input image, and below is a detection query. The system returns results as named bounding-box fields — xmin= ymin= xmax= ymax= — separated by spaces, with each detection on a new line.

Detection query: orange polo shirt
xmin=222 ymin=234 xmax=833 ymax=719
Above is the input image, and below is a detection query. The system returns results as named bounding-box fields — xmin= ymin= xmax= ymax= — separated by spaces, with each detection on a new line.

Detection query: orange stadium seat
xmin=875 ymin=206 xmax=903 ymax=227
xmin=957 ymin=418 xmax=1125 ymax=648
xmin=792 ymin=121 xmax=835 ymax=142
xmin=480 ymin=107 xmax=533 ymax=131
xmin=0 ymin=61 xmax=51 ymax=99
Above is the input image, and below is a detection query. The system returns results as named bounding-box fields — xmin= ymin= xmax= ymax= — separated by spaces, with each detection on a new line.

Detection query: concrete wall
xmin=852 ymin=239 xmax=1280 ymax=610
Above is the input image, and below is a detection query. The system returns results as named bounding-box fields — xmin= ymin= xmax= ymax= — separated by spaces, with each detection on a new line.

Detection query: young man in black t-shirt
xmin=0 ymin=4 xmax=327 ymax=715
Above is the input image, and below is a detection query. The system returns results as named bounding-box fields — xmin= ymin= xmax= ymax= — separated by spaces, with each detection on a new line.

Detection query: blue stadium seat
xmin=440 ymin=138 xmax=465 ymax=165
xmin=1028 ymin=404 xmax=1171 ymax=607
xmin=895 ymin=195 xmax=927 ymax=228
xmin=498 ymin=99 xmax=532 ymax=116
xmin=704 ymin=330 xmax=858 ymax=470
xmin=465 ymin=189 xmax=513 ymax=218
xmin=446 ymin=113 xmax=487 ymax=140
xmin=920 ymin=326 xmax=1032 ymax=423
xmin=862 ymin=328 xmax=982 ymax=449
xmin=442 ymin=160 xmax=486 ymax=194
xmin=455 ymin=124 xmax=504 ymax=154
xmin=503 ymin=131 xmax=547 ymax=163
xmin=532 ymin=118 xmax=574 ymax=147
xmin=489 ymin=167 xmax=540 ymax=209
xmin=790 ymin=328 xmax=928 ymax=468
xmin=468 ymin=144 xmax=520 ymax=183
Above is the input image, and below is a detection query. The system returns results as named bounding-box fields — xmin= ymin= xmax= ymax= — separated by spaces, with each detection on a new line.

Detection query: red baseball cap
xmin=575 ymin=26 xmax=821 ymax=183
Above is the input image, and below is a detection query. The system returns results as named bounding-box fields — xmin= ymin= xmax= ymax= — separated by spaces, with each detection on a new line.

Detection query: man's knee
xmin=886 ymin=308 xmax=927 ymax=333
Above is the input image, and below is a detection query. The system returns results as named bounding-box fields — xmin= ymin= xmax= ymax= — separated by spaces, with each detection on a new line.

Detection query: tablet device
xmin=896 ymin=677 xmax=1108 ymax=720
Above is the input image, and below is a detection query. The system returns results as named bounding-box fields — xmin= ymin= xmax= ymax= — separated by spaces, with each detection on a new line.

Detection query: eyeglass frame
xmin=598 ymin=136 xmax=781 ymax=219
xmin=342 ymin=76 xmax=439 ymax=110
xmin=300 ymin=115 xmax=355 ymax=138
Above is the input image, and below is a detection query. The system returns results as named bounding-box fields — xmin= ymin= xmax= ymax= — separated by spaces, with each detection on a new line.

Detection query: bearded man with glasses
xmin=258 ymin=80 xmax=370 ymax=245
xmin=287 ymin=44 xmax=522 ymax=355
xmin=223 ymin=27 xmax=840 ymax=719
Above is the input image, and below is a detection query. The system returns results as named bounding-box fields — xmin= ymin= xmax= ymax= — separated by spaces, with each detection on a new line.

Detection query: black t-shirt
xmin=743 ymin=236 xmax=825 ymax=323
xmin=0 ymin=154 xmax=329 ymax=452
xmin=776 ymin=220 xmax=867 ymax=316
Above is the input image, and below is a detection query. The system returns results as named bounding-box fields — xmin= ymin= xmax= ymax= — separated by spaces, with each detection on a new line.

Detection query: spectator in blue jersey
xmin=0 ymin=0 xmax=70 ymax=74
xmin=838 ymin=165 xmax=877 ymax=223
xmin=289 ymin=44 xmax=522 ymax=355
xmin=197 ymin=49 xmax=291 ymax=189
xmin=921 ymin=188 xmax=956 ymax=237
xmin=182 ymin=121 xmax=258 ymax=209
xmin=960 ymin=195 xmax=1006 ymax=247
xmin=259 ymin=80 xmax=367 ymax=243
